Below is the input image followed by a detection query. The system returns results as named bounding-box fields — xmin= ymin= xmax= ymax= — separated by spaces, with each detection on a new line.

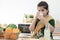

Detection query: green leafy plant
xmin=29 ymin=14 xmax=34 ymax=18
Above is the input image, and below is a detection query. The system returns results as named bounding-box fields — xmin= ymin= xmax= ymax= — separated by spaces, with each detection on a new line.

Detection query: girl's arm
xmin=29 ymin=12 xmax=39 ymax=32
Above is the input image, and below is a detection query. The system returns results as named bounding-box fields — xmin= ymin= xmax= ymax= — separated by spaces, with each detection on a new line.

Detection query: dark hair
xmin=37 ymin=1 xmax=49 ymax=15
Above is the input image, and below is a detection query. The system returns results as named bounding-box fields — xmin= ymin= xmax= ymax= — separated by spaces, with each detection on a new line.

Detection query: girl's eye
xmin=38 ymin=10 xmax=40 ymax=11
xmin=42 ymin=10 xmax=44 ymax=11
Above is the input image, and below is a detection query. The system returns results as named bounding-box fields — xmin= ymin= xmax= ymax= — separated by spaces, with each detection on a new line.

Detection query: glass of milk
xmin=39 ymin=12 xmax=43 ymax=16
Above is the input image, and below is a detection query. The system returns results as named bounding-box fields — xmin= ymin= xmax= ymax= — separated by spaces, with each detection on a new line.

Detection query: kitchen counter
xmin=0 ymin=36 xmax=60 ymax=40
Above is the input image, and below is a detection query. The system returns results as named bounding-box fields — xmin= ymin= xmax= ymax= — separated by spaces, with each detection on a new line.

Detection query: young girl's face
xmin=37 ymin=6 xmax=48 ymax=17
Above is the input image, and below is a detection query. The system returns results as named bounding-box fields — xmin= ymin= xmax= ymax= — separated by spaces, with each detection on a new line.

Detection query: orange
xmin=5 ymin=27 xmax=12 ymax=33
xmin=13 ymin=28 xmax=20 ymax=33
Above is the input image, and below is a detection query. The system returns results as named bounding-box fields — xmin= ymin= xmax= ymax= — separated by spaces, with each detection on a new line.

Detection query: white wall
xmin=0 ymin=0 xmax=60 ymax=24
xmin=45 ymin=0 xmax=60 ymax=21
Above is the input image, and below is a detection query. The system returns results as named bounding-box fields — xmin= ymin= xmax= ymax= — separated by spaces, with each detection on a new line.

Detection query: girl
xmin=29 ymin=1 xmax=55 ymax=40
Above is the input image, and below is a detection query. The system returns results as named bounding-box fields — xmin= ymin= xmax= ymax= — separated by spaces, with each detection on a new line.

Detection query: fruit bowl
xmin=4 ymin=32 xmax=19 ymax=40
xmin=4 ymin=27 xmax=20 ymax=40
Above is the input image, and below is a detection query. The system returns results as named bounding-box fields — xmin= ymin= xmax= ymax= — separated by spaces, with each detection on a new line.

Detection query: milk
xmin=40 ymin=12 xmax=43 ymax=16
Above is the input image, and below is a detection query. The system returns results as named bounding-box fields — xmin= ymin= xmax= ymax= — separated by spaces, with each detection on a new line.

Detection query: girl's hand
xmin=35 ymin=12 xmax=40 ymax=19
xmin=29 ymin=12 xmax=39 ymax=32
xmin=38 ymin=13 xmax=44 ymax=20
xmin=38 ymin=14 xmax=48 ymax=24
